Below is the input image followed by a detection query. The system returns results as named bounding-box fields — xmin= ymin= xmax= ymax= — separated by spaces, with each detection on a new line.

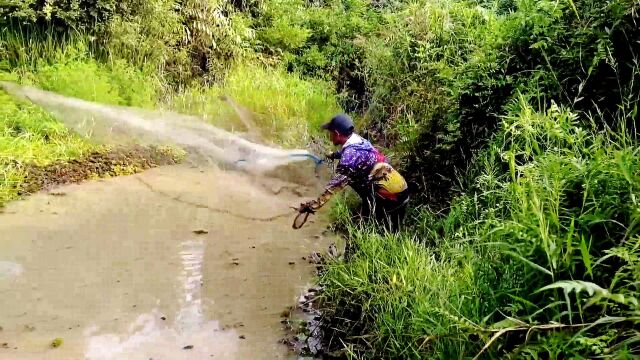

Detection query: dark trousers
xmin=357 ymin=187 xmax=410 ymax=233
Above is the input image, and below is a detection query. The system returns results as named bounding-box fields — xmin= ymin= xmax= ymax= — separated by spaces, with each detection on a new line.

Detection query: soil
xmin=0 ymin=165 xmax=335 ymax=360
xmin=16 ymin=145 xmax=182 ymax=197
xmin=280 ymin=245 xmax=349 ymax=359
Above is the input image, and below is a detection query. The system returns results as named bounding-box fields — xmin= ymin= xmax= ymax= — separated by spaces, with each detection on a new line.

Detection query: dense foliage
xmin=1 ymin=0 xmax=639 ymax=358
xmin=324 ymin=98 xmax=640 ymax=358
xmin=318 ymin=0 xmax=640 ymax=358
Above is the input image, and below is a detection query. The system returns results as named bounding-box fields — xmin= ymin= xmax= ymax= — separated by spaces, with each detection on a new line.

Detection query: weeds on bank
xmin=0 ymin=91 xmax=95 ymax=205
xmin=166 ymin=63 xmax=340 ymax=147
xmin=320 ymin=98 xmax=640 ymax=358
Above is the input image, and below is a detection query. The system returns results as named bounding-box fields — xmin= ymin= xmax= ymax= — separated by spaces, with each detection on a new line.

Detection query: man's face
xmin=328 ymin=130 xmax=342 ymax=146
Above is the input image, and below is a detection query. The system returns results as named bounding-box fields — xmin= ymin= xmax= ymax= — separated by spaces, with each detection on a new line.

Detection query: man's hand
xmin=298 ymin=201 xmax=317 ymax=214
xmin=325 ymin=151 xmax=341 ymax=161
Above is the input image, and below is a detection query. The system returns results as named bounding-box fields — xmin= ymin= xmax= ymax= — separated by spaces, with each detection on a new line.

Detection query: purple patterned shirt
xmin=308 ymin=134 xmax=387 ymax=210
xmin=328 ymin=134 xmax=378 ymax=190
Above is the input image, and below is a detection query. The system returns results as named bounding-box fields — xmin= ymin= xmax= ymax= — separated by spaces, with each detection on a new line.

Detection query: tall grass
xmin=320 ymin=97 xmax=640 ymax=358
xmin=313 ymin=1 xmax=639 ymax=357
xmin=0 ymin=29 xmax=167 ymax=206
xmin=166 ymin=63 xmax=341 ymax=146
xmin=1 ymin=27 xmax=162 ymax=108
xmin=0 ymin=25 xmax=85 ymax=69
xmin=0 ymin=25 xmax=342 ymax=204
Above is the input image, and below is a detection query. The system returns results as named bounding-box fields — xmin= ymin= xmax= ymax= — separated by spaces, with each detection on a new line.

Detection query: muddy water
xmin=0 ymin=165 xmax=333 ymax=359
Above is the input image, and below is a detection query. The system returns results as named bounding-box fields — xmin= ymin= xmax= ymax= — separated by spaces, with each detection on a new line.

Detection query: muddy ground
xmin=0 ymin=164 xmax=338 ymax=359
xmin=14 ymin=145 xmax=183 ymax=198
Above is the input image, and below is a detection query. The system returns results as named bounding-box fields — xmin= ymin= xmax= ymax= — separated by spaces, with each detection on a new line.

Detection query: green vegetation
xmin=1 ymin=0 xmax=639 ymax=358
xmin=168 ymin=63 xmax=340 ymax=146
xmin=315 ymin=0 xmax=640 ymax=358
xmin=0 ymin=1 xmax=338 ymax=204
xmin=0 ymin=90 xmax=95 ymax=204
xmin=323 ymin=100 xmax=640 ymax=358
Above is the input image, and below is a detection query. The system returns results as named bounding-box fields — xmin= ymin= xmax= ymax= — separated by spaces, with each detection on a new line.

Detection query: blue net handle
xmin=233 ymin=153 xmax=332 ymax=177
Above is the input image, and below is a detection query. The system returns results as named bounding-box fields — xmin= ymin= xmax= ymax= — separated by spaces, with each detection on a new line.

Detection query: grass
xmin=0 ymin=29 xmax=341 ymax=204
xmin=311 ymin=1 xmax=639 ymax=358
xmin=166 ymin=62 xmax=341 ymax=147
xmin=0 ymin=30 xmax=165 ymax=205
xmin=1 ymin=26 xmax=162 ymax=108
xmin=320 ymin=98 xmax=640 ymax=359
xmin=0 ymin=90 xmax=96 ymax=205
xmin=322 ymin=227 xmax=485 ymax=358
xmin=2 ymin=26 xmax=340 ymax=148
xmin=18 ymin=58 xmax=161 ymax=108
xmin=2 ymin=1 xmax=638 ymax=358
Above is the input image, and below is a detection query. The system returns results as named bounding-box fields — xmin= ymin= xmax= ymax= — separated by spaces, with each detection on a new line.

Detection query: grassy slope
xmin=322 ymin=100 xmax=640 ymax=359
xmin=0 ymin=38 xmax=162 ymax=206
xmin=315 ymin=0 xmax=640 ymax=358
xmin=0 ymin=90 xmax=95 ymax=204
xmin=167 ymin=63 xmax=340 ymax=147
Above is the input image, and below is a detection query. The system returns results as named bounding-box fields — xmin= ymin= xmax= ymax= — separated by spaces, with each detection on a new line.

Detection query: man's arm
xmin=299 ymin=148 xmax=356 ymax=212
xmin=308 ymin=174 xmax=351 ymax=210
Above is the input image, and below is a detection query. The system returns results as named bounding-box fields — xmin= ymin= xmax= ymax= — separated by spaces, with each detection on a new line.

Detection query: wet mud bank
xmin=13 ymin=145 xmax=184 ymax=199
xmin=281 ymin=247 xmax=354 ymax=360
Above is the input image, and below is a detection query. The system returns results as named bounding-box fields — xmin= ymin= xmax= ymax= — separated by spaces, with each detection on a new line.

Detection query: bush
xmin=0 ymin=0 xmax=118 ymax=31
xmin=253 ymin=0 xmax=380 ymax=111
xmin=1 ymin=0 xmax=256 ymax=86
xmin=357 ymin=0 xmax=639 ymax=208
xmin=321 ymin=99 xmax=640 ymax=358
xmin=314 ymin=3 xmax=639 ymax=356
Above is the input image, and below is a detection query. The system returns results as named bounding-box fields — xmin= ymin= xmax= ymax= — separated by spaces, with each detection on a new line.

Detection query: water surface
xmin=0 ymin=165 xmax=331 ymax=359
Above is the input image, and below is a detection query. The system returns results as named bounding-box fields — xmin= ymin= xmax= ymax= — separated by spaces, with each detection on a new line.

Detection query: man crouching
xmin=298 ymin=114 xmax=410 ymax=232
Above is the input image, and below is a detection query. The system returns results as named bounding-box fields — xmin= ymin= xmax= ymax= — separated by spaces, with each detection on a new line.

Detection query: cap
xmin=321 ymin=114 xmax=354 ymax=135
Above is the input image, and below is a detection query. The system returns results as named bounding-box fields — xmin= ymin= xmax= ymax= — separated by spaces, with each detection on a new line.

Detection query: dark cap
xmin=321 ymin=114 xmax=354 ymax=135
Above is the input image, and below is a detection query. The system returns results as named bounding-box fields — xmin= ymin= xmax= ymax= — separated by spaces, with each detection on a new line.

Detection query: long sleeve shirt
xmin=309 ymin=134 xmax=380 ymax=210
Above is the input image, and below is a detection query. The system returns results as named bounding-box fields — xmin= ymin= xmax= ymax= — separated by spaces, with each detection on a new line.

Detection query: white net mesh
xmin=1 ymin=81 xmax=323 ymax=178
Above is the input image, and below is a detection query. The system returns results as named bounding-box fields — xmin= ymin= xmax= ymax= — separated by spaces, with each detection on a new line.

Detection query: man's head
xmin=321 ymin=114 xmax=354 ymax=146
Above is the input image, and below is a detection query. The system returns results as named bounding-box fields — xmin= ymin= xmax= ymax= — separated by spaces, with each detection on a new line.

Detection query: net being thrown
xmin=0 ymin=82 xmax=322 ymax=175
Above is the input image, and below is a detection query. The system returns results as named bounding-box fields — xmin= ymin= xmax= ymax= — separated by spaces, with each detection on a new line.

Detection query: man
xmin=299 ymin=114 xmax=410 ymax=232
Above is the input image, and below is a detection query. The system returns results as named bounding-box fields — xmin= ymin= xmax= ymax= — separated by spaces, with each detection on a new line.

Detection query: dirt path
xmin=0 ymin=165 xmax=333 ymax=359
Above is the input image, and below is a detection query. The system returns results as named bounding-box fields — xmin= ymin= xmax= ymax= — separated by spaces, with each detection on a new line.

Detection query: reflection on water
xmin=84 ymin=311 xmax=239 ymax=360
xmin=176 ymin=239 xmax=205 ymax=331
xmin=83 ymin=238 xmax=241 ymax=359
xmin=0 ymin=261 xmax=23 ymax=279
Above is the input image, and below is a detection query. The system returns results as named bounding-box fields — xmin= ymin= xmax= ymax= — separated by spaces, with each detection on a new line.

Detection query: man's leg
xmin=388 ymin=202 xmax=406 ymax=232
xmin=373 ymin=200 xmax=387 ymax=229
xmin=381 ymin=192 xmax=409 ymax=233
xmin=356 ymin=187 xmax=376 ymax=221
